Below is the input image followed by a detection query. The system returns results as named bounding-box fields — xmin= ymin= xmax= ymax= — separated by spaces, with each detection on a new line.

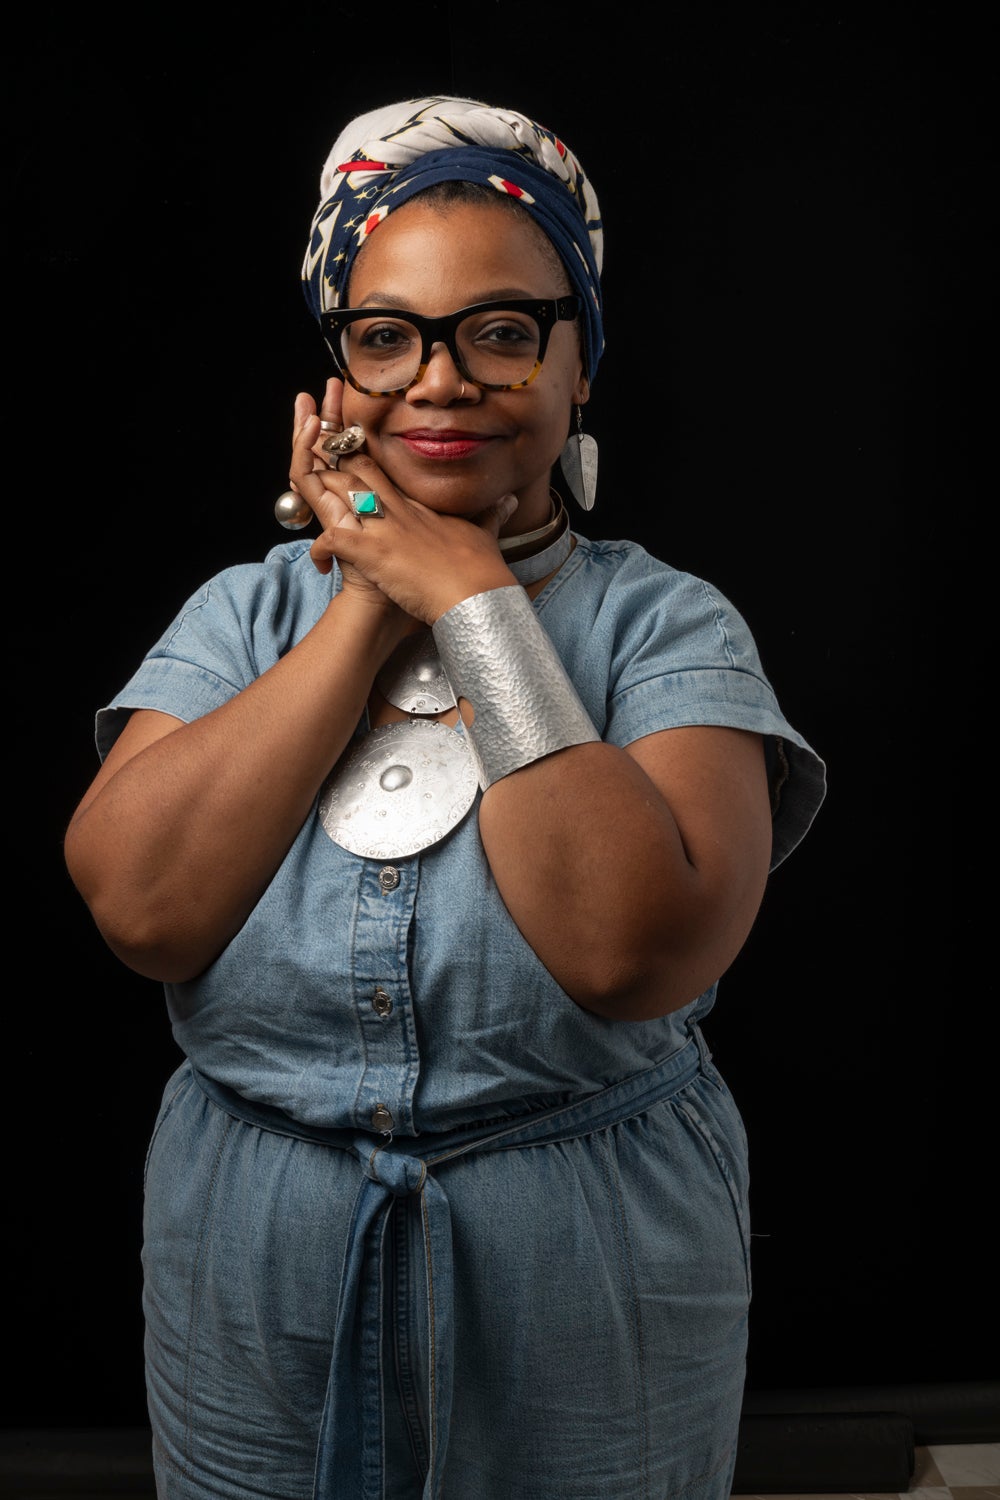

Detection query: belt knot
xmin=365 ymin=1145 xmax=427 ymax=1196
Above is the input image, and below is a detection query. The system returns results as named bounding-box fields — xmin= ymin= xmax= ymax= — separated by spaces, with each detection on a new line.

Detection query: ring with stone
xmin=322 ymin=423 xmax=366 ymax=457
xmin=349 ymin=490 xmax=385 ymax=518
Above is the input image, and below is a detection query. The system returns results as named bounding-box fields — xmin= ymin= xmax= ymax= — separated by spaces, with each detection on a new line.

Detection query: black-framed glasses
xmin=320 ymin=296 xmax=581 ymax=395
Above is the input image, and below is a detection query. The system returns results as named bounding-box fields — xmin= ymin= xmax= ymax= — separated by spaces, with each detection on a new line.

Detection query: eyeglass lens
xmin=339 ymin=308 xmax=543 ymax=391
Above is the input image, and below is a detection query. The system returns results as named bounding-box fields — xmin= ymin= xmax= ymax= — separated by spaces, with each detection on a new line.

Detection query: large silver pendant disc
xmin=375 ymin=630 xmax=456 ymax=714
xmin=318 ymin=720 xmax=478 ymax=858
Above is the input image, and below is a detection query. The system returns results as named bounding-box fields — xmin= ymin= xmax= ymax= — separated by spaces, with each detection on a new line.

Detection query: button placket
xmin=353 ymin=859 xmax=420 ymax=1136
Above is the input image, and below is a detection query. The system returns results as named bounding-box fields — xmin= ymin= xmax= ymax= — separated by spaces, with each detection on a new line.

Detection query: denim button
xmin=377 ymin=865 xmax=400 ymax=892
xmin=371 ymin=1103 xmax=394 ymax=1132
xmin=372 ymin=987 xmax=393 ymax=1018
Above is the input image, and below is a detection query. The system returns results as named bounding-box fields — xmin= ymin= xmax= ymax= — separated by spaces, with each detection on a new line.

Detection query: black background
xmin=11 ymin=1 xmax=989 ymax=1431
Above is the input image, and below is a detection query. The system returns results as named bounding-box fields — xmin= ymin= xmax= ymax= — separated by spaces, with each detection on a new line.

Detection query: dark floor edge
xmin=741 ymin=1378 xmax=1000 ymax=1443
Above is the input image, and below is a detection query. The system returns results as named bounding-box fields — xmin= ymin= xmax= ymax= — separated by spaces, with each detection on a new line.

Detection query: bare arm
xmin=478 ymin=725 xmax=773 ymax=1020
xmin=64 ymin=588 xmax=408 ymax=981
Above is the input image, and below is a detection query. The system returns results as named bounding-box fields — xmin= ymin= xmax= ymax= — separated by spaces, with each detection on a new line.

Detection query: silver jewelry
xmin=319 ymin=419 xmax=340 ymax=432
xmin=318 ymin=720 xmax=478 ymax=857
xmin=349 ymin=489 xmax=384 ymax=518
xmin=376 ymin=630 xmax=457 ymax=713
xmin=499 ymin=495 xmax=573 ymax=583
xmin=432 ymin=585 xmax=599 ymax=790
xmin=322 ymin=422 xmax=366 ymax=457
xmin=499 ymin=494 xmax=565 ymax=552
xmin=274 ymin=489 xmax=313 ymax=530
xmin=504 ymin=518 xmax=573 ymax=586
xmin=329 ymin=454 xmax=341 ymax=471
xmin=558 ymin=406 xmax=598 ymax=512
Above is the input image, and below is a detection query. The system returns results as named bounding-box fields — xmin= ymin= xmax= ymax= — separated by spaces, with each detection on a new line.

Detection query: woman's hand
xmin=288 ymin=381 xmax=518 ymax=625
xmin=288 ymin=380 xmax=368 ymax=566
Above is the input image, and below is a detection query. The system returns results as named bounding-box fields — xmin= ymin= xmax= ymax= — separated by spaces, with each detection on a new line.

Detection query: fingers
xmin=289 ymin=410 xmax=324 ymax=495
xmin=292 ymin=378 xmax=342 ymax=433
xmin=288 ymin=377 xmax=352 ymax=502
xmin=293 ymin=389 xmax=318 ymax=439
xmin=309 ymin=506 xmax=362 ymax=577
xmin=319 ymin=377 xmax=344 ymax=429
xmin=289 ymin=378 xmax=347 ymax=482
xmin=305 ymin=453 xmax=389 ymax=578
xmin=477 ymin=493 xmax=520 ymax=538
xmin=308 ymin=477 xmax=521 ymax=624
xmin=312 ymin=378 xmax=347 ymax=465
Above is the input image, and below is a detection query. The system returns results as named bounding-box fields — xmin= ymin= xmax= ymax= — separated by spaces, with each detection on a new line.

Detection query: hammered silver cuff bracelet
xmin=432 ymin=586 xmax=600 ymax=790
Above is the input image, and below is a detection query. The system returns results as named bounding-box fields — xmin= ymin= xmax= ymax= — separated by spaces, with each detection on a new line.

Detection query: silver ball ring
xmin=274 ymin=490 xmax=314 ymax=530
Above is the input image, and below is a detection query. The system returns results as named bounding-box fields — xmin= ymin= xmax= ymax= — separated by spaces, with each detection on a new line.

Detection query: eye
xmin=353 ymin=319 xmax=416 ymax=354
xmin=475 ymin=316 xmax=536 ymax=347
xmin=463 ymin=314 xmax=541 ymax=362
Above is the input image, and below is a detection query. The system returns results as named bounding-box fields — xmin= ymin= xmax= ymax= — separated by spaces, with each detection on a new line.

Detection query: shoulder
xmin=551 ymin=534 xmax=728 ymax=604
xmin=152 ymin=541 xmax=334 ymax=647
xmin=545 ymin=534 xmax=761 ymax=668
xmin=191 ymin=539 xmax=330 ymax=609
xmin=95 ymin=543 xmax=336 ymax=757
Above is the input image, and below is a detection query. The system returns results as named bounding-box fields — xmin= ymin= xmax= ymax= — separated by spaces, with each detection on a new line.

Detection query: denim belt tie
xmin=193 ymin=1027 xmax=710 ymax=1499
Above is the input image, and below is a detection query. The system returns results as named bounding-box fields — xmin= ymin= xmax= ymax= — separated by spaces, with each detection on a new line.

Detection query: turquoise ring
xmin=348 ymin=489 xmax=385 ymax=518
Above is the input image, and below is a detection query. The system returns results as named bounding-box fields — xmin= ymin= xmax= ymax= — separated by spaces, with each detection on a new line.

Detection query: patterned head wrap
xmin=302 ymin=96 xmax=605 ymax=378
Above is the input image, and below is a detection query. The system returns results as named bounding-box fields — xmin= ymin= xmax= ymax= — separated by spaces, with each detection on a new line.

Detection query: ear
xmin=573 ymin=372 xmax=591 ymax=406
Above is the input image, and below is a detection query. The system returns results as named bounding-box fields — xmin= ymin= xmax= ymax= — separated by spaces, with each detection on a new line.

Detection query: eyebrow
xmin=351 ymin=289 xmax=543 ymax=310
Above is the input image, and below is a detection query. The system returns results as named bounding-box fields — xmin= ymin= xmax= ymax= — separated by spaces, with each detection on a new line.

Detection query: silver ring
xmin=274 ymin=490 xmax=314 ymax=530
xmin=348 ymin=489 xmax=385 ymax=519
xmin=322 ymin=423 xmax=366 ymax=456
xmin=319 ymin=419 xmax=339 ymax=432
xmin=329 ymin=454 xmax=341 ymax=471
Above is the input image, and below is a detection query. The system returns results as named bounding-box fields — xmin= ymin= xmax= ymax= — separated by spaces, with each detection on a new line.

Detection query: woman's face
xmin=341 ymin=197 xmax=589 ymax=534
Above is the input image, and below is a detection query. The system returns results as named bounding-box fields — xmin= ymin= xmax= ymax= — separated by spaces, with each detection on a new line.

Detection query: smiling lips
xmin=396 ymin=430 xmax=494 ymax=461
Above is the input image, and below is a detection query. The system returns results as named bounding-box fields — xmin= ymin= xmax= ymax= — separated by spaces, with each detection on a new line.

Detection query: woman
xmin=65 ymin=96 xmax=826 ymax=1500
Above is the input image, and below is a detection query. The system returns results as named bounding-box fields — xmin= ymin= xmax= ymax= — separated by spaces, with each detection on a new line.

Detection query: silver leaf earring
xmin=559 ymin=406 xmax=598 ymax=512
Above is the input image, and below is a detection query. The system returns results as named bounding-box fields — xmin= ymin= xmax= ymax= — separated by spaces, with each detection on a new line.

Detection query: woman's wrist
xmin=431 ymin=585 xmax=599 ymax=789
xmin=325 ymin=581 xmax=412 ymax=664
xmin=425 ymin=560 xmax=518 ymax=626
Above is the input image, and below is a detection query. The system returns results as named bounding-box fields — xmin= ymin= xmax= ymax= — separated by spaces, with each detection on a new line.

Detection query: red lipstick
xmin=396 ymin=430 xmax=494 ymax=461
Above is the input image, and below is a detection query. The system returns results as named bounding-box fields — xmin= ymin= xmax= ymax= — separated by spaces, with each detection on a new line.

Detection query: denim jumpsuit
xmin=97 ymin=534 xmax=826 ymax=1500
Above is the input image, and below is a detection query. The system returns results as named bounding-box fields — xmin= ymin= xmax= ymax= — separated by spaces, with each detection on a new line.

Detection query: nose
xmin=405 ymin=341 xmax=472 ymax=405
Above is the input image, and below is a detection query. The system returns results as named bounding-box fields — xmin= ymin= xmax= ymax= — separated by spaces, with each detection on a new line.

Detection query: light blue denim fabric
xmin=97 ymin=536 xmax=825 ymax=1135
xmin=144 ymin=1031 xmax=751 ymax=1498
xmin=97 ymin=534 xmax=827 ymax=1496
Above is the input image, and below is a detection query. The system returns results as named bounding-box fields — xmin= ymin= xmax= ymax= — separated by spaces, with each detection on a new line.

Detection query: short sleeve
xmin=539 ymin=539 xmax=826 ymax=870
xmin=95 ymin=541 xmax=331 ymax=760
